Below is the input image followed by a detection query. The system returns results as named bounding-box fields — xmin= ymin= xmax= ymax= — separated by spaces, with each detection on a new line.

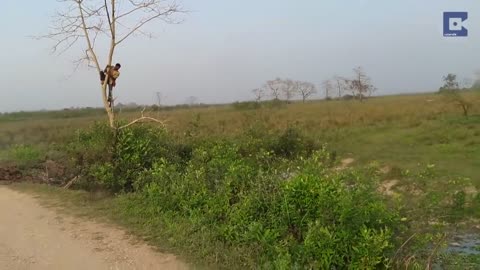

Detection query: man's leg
xmin=108 ymin=84 xmax=113 ymax=104
xmin=100 ymin=71 xmax=106 ymax=85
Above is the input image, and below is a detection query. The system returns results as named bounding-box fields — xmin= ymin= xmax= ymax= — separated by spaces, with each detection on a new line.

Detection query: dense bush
xmin=67 ymin=123 xmax=190 ymax=192
xmin=126 ymin=148 xmax=399 ymax=268
xmin=63 ymin=123 xmax=401 ymax=268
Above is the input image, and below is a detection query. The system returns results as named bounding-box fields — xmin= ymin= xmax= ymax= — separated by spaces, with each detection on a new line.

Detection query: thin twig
xmin=63 ymin=176 xmax=79 ymax=189
xmin=404 ymin=255 xmax=416 ymax=270
xmin=117 ymin=116 xmax=167 ymax=130
xmin=393 ymin=233 xmax=417 ymax=263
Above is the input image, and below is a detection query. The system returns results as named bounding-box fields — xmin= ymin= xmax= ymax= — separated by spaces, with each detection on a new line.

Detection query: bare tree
xmin=42 ymin=0 xmax=184 ymax=127
xmin=252 ymin=88 xmax=265 ymax=102
xmin=322 ymin=80 xmax=333 ymax=100
xmin=346 ymin=67 xmax=376 ymax=102
xmin=265 ymin=78 xmax=283 ymax=100
xmin=333 ymin=75 xmax=347 ymax=98
xmin=153 ymin=91 xmax=164 ymax=116
xmin=156 ymin=92 xmax=164 ymax=107
xmin=296 ymin=81 xmax=317 ymax=103
xmin=281 ymin=79 xmax=297 ymax=103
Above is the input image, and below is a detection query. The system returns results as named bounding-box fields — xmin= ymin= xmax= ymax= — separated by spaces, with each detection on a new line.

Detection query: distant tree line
xmin=253 ymin=66 xmax=376 ymax=103
xmin=251 ymin=78 xmax=317 ymax=104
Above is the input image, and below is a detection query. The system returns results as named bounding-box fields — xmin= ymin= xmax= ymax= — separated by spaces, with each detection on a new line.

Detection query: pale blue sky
xmin=0 ymin=0 xmax=478 ymax=112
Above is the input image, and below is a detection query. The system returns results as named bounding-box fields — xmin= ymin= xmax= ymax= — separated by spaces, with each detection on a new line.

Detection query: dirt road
xmin=0 ymin=186 xmax=188 ymax=270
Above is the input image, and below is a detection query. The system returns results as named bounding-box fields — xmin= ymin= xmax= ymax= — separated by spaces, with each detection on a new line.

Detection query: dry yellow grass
xmin=1 ymin=92 xmax=479 ymax=148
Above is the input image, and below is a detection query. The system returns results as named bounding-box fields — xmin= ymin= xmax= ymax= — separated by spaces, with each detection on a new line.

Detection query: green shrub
xmin=271 ymin=126 xmax=317 ymax=158
xmin=127 ymin=147 xmax=399 ymax=268
xmin=232 ymin=101 xmax=261 ymax=110
xmin=66 ymin=122 xmax=113 ymax=168
xmin=61 ymin=122 xmax=401 ymax=268
xmin=67 ymin=123 xmax=184 ymax=192
xmin=4 ymin=144 xmax=43 ymax=168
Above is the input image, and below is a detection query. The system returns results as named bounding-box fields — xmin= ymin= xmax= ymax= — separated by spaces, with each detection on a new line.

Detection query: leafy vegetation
xmin=1 ymin=92 xmax=480 ymax=268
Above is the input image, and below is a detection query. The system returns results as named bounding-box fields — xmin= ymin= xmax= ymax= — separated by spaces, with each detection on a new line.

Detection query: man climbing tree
xmin=42 ymin=0 xmax=184 ymax=128
xmin=100 ymin=63 xmax=121 ymax=107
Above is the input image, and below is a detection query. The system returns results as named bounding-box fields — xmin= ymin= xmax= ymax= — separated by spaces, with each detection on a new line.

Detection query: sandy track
xmin=0 ymin=186 xmax=188 ymax=270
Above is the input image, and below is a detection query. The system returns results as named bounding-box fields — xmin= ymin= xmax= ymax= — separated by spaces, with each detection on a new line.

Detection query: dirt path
xmin=0 ymin=186 xmax=188 ymax=270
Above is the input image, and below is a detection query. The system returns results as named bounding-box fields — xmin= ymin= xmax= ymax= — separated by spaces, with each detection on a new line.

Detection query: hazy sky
xmin=0 ymin=0 xmax=479 ymax=112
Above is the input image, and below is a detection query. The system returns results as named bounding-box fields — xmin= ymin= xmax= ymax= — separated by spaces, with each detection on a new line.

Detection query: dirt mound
xmin=341 ymin=158 xmax=355 ymax=167
xmin=334 ymin=158 xmax=355 ymax=171
xmin=378 ymin=179 xmax=399 ymax=196
xmin=0 ymin=160 xmax=68 ymax=185
xmin=44 ymin=160 xmax=67 ymax=179
xmin=0 ymin=166 xmax=22 ymax=182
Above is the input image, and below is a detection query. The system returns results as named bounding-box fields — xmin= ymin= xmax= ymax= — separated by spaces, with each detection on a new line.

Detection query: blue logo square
xmin=444 ymin=12 xmax=468 ymax=37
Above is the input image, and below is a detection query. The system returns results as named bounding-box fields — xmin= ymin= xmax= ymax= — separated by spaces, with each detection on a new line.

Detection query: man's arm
xmin=111 ymin=71 xmax=120 ymax=80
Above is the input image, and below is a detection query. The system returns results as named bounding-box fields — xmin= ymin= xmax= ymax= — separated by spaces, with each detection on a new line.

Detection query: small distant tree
xmin=252 ymin=88 xmax=265 ymax=102
xmin=346 ymin=67 xmax=376 ymax=102
xmin=265 ymin=78 xmax=283 ymax=100
xmin=297 ymin=81 xmax=317 ymax=103
xmin=282 ymin=79 xmax=297 ymax=103
xmin=156 ymin=92 xmax=164 ymax=107
xmin=439 ymin=74 xmax=471 ymax=117
xmin=333 ymin=75 xmax=347 ymax=98
xmin=440 ymin=73 xmax=459 ymax=91
xmin=322 ymin=80 xmax=333 ymax=100
xmin=443 ymin=91 xmax=472 ymax=117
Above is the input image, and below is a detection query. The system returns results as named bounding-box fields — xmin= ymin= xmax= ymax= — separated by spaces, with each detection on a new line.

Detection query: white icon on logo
xmin=449 ymin=17 xmax=463 ymax=31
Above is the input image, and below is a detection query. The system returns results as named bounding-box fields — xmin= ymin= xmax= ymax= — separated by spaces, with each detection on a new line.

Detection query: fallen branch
xmin=403 ymin=255 xmax=416 ymax=269
xmin=117 ymin=107 xmax=168 ymax=130
xmin=63 ymin=176 xmax=79 ymax=189
xmin=392 ymin=233 xmax=417 ymax=263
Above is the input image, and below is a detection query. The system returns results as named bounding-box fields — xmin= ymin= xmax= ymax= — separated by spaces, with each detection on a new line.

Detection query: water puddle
xmin=446 ymin=234 xmax=480 ymax=255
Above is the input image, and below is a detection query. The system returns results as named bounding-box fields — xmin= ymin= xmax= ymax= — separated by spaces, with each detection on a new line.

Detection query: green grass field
xmin=1 ymin=91 xmax=480 ymax=269
xmin=2 ymin=92 xmax=479 ymax=180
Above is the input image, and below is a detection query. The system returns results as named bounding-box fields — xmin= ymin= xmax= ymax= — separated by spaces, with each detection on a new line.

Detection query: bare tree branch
xmin=346 ymin=66 xmax=376 ymax=102
xmin=115 ymin=1 xmax=184 ymax=45
xmin=118 ymin=107 xmax=168 ymax=130
xmin=265 ymin=78 xmax=283 ymax=100
xmin=298 ymin=81 xmax=317 ymax=102
xmin=333 ymin=75 xmax=347 ymax=98
xmin=78 ymin=2 xmax=102 ymax=72
xmin=104 ymin=0 xmax=114 ymax=36
xmin=252 ymin=88 xmax=266 ymax=102
xmin=281 ymin=79 xmax=297 ymax=103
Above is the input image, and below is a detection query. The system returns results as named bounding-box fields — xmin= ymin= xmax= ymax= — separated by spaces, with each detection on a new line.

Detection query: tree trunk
xmin=102 ymin=83 xmax=115 ymax=127
xmin=462 ymin=104 xmax=469 ymax=117
xmin=79 ymin=0 xmax=116 ymax=128
xmin=103 ymin=0 xmax=117 ymax=128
